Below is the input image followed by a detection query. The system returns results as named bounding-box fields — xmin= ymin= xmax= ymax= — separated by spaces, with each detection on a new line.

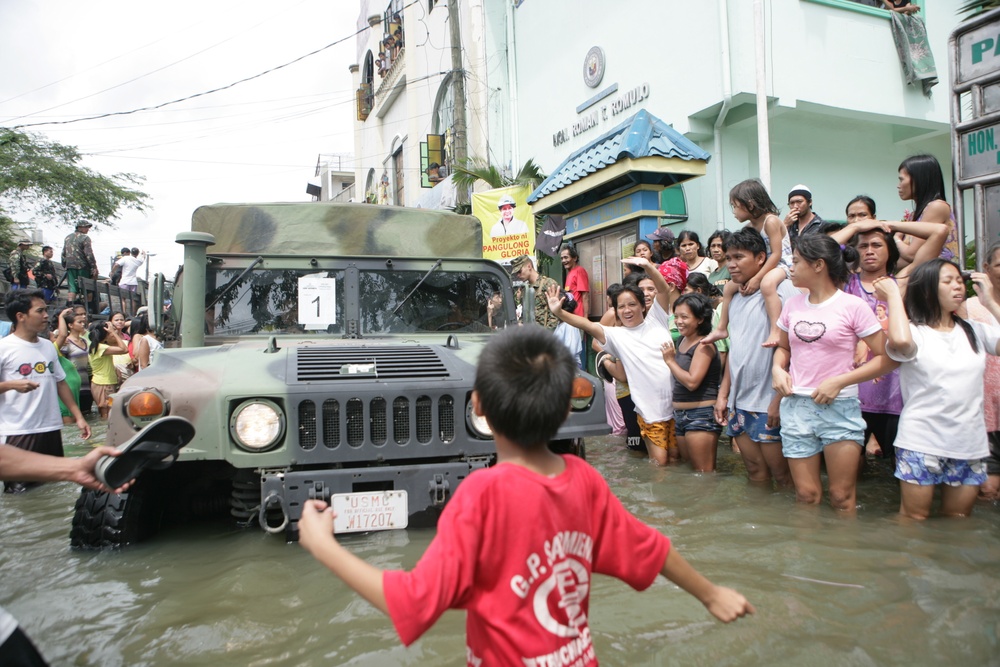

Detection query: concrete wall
xmin=506 ymin=0 xmax=960 ymax=237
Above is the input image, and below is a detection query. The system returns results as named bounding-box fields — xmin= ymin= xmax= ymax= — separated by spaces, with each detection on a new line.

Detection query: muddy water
xmin=1 ymin=425 xmax=998 ymax=666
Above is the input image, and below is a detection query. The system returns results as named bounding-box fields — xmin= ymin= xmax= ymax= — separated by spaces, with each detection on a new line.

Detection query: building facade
xmin=351 ymin=0 xmax=963 ymax=308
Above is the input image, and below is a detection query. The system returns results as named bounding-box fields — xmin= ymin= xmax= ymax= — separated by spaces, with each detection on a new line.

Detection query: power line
xmin=10 ymin=24 xmax=368 ymax=130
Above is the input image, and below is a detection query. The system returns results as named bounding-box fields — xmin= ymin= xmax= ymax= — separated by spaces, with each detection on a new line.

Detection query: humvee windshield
xmin=206 ymin=267 xmax=505 ymax=336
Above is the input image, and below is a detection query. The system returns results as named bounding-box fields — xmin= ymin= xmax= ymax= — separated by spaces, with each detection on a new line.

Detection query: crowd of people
xmin=6 ymin=220 xmax=146 ymax=306
xmin=542 ymin=154 xmax=999 ymax=519
xmin=0 ymin=289 xmax=160 ymax=494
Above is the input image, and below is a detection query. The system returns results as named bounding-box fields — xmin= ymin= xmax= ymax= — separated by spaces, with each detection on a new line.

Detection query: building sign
xmin=552 ymin=83 xmax=651 ymax=148
xmin=960 ymin=124 xmax=1000 ymax=180
xmin=957 ymin=21 xmax=1000 ymax=84
xmin=472 ymin=184 xmax=535 ymax=262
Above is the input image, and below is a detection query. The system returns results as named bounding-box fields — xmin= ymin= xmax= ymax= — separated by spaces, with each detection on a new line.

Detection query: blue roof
xmin=528 ymin=109 xmax=710 ymax=204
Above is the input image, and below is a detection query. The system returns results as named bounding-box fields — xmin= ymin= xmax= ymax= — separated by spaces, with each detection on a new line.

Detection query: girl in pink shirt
xmin=772 ymin=234 xmax=895 ymax=513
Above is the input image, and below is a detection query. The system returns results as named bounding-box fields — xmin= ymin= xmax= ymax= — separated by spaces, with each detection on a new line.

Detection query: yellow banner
xmin=472 ymin=184 xmax=534 ymax=262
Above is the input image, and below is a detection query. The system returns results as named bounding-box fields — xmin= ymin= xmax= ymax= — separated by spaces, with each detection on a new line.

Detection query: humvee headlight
xmin=124 ymin=389 xmax=169 ymax=429
xmin=465 ymin=401 xmax=493 ymax=439
xmin=570 ymin=377 xmax=595 ymax=410
xmin=231 ymin=400 xmax=284 ymax=451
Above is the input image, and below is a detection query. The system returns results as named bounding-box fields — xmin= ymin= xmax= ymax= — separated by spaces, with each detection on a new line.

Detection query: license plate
xmin=331 ymin=490 xmax=408 ymax=534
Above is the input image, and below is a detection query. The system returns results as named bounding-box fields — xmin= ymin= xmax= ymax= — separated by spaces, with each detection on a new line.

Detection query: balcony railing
xmin=375 ymin=47 xmax=404 ymax=106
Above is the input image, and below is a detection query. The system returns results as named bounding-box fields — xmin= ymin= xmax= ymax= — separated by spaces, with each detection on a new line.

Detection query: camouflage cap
xmin=509 ymin=254 xmax=532 ymax=275
xmin=76 ymin=221 xmax=93 ymax=229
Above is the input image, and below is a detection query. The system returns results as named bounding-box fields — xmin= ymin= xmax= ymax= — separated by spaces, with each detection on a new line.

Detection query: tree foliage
xmin=0 ymin=129 xmax=149 ymax=238
xmin=451 ymin=157 xmax=546 ymax=193
xmin=960 ymin=0 xmax=1000 ymax=17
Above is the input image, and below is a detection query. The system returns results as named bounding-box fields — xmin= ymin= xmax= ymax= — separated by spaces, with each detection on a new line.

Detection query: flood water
xmin=2 ymin=422 xmax=999 ymax=666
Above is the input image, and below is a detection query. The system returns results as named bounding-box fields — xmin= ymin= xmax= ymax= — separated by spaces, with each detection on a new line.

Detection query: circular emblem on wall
xmin=583 ymin=46 xmax=605 ymax=89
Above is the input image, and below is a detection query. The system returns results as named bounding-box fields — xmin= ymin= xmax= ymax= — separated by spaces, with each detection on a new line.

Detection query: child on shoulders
xmin=298 ymin=327 xmax=753 ymax=666
xmin=704 ymin=178 xmax=792 ymax=349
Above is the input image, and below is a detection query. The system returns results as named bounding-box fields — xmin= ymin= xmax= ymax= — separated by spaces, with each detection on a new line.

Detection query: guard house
xmin=528 ymin=110 xmax=710 ymax=318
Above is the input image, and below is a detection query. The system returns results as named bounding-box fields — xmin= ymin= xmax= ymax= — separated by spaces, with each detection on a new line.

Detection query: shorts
xmin=90 ymin=382 xmax=116 ymax=409
xmin=895 ymin=447 xmax=987 ymax=486
xmin=66 ymin=268 xmax=88 ymax=294
xmin=636 ymin=415 xmax=677 ymax=452
xmin=779 ymin=395 xmax=864 ymax=459
xmin=987 ymin=432 xmax=1000 ymax=476
xmin=727 ymin=408 xmax=781 ymax=443
xmin=1 ymin=430 xmax=64 ymax=457
xmin=674 ymin=406 xmax=722 ymax=436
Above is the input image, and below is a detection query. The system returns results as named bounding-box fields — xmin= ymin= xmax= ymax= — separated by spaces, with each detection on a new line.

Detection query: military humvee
xmin=70 ymin=203 xmax=609 ymax=547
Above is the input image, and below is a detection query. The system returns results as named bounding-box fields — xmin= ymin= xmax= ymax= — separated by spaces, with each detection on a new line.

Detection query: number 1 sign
xmin=298 ymin=274 xmax=336 ymax=329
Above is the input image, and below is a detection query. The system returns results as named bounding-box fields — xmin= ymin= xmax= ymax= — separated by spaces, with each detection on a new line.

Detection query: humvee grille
xmin=295 ymin=346 xmax=450 ymax=381
xmin=296 ymin=394 xmax=456 ymax=451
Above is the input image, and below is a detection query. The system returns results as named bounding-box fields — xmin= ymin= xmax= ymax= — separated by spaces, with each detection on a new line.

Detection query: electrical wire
xmin=10 ymin=26 xmax=367 ymax=130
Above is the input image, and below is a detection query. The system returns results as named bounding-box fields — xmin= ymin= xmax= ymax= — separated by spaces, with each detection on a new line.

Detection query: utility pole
xmin=447 ymin=0 xmax=469 ymax=205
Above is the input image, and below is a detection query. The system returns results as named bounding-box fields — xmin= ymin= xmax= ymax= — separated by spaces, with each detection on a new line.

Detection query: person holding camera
xmin=86 ymin=318 xmax=128 ymax=420
xmin=875 ymin=262 xmax=1000 ymax=519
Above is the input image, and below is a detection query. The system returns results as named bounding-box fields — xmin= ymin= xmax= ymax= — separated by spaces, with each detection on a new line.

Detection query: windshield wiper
xmin=391 ymin=259 xmax=442 ymax=317
xmin=206 ymin=256 xmax=264 ymax=310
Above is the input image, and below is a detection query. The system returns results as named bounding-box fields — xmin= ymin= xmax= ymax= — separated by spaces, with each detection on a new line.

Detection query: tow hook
xmin=429 ymin=474 xmax=450 ymax=506
xmin=259 ymin=493 xmax=289 ymax=534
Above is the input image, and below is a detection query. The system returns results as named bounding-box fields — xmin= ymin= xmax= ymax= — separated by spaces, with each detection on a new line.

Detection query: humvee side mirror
xmin=149 ymin=272 xmax=165 ymax=334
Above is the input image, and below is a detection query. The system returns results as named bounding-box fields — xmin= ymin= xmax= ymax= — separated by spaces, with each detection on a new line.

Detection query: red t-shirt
xmin=384 ymin=455 xmax=671 ymax=666
xmin=564 ymin=265 xmax=590 ymax=319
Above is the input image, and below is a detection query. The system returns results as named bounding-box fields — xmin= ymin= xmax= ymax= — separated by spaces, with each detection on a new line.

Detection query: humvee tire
xmin=70 ymin=480 xmax=163 ymax=549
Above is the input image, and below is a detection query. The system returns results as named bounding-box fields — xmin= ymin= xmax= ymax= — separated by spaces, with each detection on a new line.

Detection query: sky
xmin=0 ymin=0 xmax=362 ymax=279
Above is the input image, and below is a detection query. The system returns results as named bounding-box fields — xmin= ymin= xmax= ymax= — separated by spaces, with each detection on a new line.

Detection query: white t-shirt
xmin=600 ymin=300 xmax=674 ymax=423
xmin=0 ymin=334 xmax=67 ymax=436
xmin=115 ymin=254 xmax=144 ymax=287
xmin=888 ymin=320 xmax=1000 ymax=460
xmin=688 ymin=257 xmax=718 ymax=277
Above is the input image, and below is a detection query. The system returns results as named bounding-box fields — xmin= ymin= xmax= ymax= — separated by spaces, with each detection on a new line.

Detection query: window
xmin=365 ymin=169 xmax=376 ymax=204
xmin=357 ymin=51 xmax=375 ymax=121
xmin=392 ymin=147 xmax=405 ymax=206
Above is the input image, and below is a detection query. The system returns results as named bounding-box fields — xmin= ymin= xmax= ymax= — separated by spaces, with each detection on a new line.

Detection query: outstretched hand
xmin=703 ymin=585 xmax=756 ymax=623
xmin=299 ymin=499 xmax=338 ymax=556
xmin=544 ymin=283 xmax=565 ymax=314
xmin=74 ymin=446 xmax=131 ymax=493
xmin=853 ymin=219 xmax=892 ymax=235
xmin=622 ymin=256 xmax=652 ymax=270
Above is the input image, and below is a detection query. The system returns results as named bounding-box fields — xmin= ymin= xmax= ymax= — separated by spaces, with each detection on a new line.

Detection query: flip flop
xmin=95 ymin=416 xmax=195 ymax=489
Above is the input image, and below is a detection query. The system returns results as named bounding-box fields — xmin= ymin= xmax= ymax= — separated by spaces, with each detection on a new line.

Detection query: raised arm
xmin=544 ymin=284 xmax=606 ymax=344
xmin=625 ymin=257 xmax=672 ymax=313
xmin=971 ymin=272 xmax=1000 ymax=355
xmin=873 ymin=276 xmax=915 ymax=358
xmin=52 ymin=307 xmax=73 ymax=349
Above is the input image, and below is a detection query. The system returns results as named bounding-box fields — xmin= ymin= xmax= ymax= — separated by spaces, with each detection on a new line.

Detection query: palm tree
xmin=960 ymin=0 xmax=1000 ymax=16
xmin=450 ymin=158 xmax=546 ymax=194
xmin=451 ymin=158 xmax=555 ymax=270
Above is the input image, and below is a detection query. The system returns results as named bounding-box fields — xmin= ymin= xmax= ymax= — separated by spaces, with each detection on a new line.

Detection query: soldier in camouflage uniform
xmin=34 ymin=245 xmax=59 ymax=302
xmin=8 ymin=239 xmax=32 ymax=289
xmin=61 ymin=221 xmax=98 ymax=303
xmin=509 ymin=254 xmax=559 ymax=330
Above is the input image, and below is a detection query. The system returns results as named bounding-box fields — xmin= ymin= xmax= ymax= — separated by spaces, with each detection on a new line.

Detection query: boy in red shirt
xmin=298 ymin=327 xmax=753 ymax=665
